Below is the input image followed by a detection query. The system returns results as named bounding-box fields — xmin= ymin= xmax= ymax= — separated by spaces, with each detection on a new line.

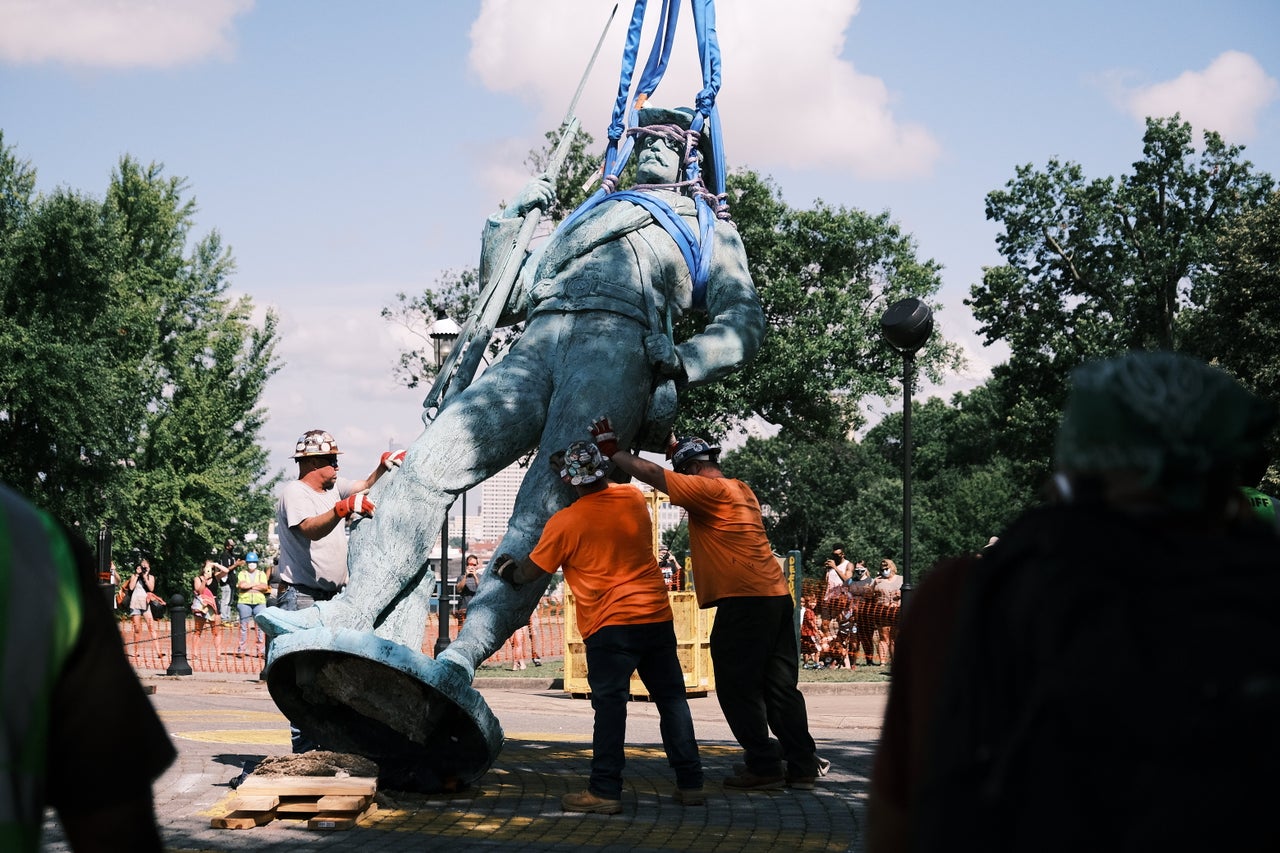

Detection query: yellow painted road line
xmin=172 ymin=729 xmax=291 ymax=745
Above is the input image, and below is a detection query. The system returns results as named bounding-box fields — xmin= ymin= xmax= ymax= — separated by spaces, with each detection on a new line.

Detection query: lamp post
xmin=879 ymin=298 xmax=934 ymax=607
xmin=428 ymin=308 xmax=461 ymax=656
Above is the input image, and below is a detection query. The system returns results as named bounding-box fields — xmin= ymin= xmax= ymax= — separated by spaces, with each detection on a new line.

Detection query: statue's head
xmin=632 ymin=105 xmax=716 ymax=190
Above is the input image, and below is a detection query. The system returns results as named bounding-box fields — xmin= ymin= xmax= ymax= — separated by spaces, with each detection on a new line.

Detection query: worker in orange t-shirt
xmin=493 ymin=441 xmax=704 ymax=815
xmin=591 ymin=417 xmax=822 ymax=793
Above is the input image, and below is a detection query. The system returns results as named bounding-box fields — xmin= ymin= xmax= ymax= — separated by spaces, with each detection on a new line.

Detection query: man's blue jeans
xmin=584 ymin=620 xmax=703 ymax=799
xmin=237 ymin=602 xmax=266 ymax=654
xmin=278 ymin=584 xmax=332 ymax=752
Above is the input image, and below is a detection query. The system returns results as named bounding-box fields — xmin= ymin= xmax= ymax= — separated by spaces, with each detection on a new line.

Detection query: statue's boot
xmin=256 ymin=596 xmax=366 ymax=639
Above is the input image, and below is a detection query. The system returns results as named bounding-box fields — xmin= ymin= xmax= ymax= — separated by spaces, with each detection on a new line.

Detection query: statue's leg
xmin=258 ymin=329 xmax=554 ymax=641
xmin=439 ymin=311 xmax=653 ymax=676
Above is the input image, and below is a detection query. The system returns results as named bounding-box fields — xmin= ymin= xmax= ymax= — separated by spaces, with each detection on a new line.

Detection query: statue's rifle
xmin=422 ymin=3 xmax=618 ymax=418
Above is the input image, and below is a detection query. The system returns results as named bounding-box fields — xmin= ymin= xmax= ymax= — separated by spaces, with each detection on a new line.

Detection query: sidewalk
xmin=45 ymin=671 xmax=884 ymax=852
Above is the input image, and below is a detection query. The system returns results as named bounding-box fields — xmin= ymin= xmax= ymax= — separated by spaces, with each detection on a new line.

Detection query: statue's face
xmin=636 ymin=133 xmax=682 ymax=185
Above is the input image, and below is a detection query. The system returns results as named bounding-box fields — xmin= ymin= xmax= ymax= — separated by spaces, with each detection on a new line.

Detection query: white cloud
xmin=1117 ymin=51 xmax=1278 ymax=142
xmin=0 ymin=0 xmax=253 ymax=68
xmin=257 ymin=288 xmax=432 ymax=478
xmin=470 ymin=0 xmax=940 ymax=181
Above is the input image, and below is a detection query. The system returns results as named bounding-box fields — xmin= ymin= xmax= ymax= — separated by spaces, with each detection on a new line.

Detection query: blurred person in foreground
xmin=0 ymin=483 xmax=174 ymax=851
xmin=493 ymin=441 xmax=703 ymax=814
xmin=592 ymin=420 xmax=823 ymax=791
xmin=866 ymin=351 xmax=1280 ymax=853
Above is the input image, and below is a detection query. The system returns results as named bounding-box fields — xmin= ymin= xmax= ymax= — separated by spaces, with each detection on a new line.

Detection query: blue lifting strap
xmin=558 ymin=0 xmax=725 ymax=308
xmin=610 ymin=190 xmax=701 ymax=289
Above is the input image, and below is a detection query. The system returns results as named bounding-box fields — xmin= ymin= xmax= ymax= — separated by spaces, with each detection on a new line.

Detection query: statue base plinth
xmin=265 ymin=628 xmax=503 ymax=792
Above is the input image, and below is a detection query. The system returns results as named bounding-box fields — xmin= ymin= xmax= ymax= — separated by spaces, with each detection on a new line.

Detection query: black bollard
xmin=95 ymin=526 xmax=115 ymax=611
xmin=166 ymin=594 xmax=193 ymax=676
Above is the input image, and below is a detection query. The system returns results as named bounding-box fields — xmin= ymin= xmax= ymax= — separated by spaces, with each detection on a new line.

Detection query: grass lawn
xmin=474 ymin=659 xmax=891 ymax=683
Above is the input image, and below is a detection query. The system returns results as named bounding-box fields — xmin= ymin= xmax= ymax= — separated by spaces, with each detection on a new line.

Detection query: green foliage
xmin=968 ymin=115 xmax=1275 ymax=478
xmin=728 ymin=393 xmax=1033 ymax=585
xmin=662 ymin=519 xmax=689 ymax=560
xmin=0 ymin=136 xmax=279 ymax=595
xmin=1186 ymin=189 xmax=1280 ymax=490
xmin=382 ymin=268 xmax=485 ymax=390
xmin=678 ymin=170 xmax=962 ymax=441
xmin=719 ymin=434 xmax=864 ymax=565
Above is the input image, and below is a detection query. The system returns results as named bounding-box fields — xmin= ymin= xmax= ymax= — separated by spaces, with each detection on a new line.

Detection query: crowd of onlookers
xmin=800 ymin=545 xmax=902 ymax=668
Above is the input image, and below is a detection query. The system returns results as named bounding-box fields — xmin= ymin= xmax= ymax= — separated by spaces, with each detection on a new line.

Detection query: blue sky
xmin=2 ymin=0 xmax=1277 ymax=481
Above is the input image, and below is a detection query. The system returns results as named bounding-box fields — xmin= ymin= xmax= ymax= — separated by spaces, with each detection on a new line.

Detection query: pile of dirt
xmin=250 ymin=751 xmax=379 ymax=778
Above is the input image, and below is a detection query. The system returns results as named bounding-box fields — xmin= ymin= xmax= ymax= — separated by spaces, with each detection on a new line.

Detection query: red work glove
xmin=381 ymin=450 xmax=407 ymax=470
xmin=334 ymin=493 xmax=375 ymax=518
xmin=589 ymin=416 xmax=619 ymax=458
xmin=664 ymin=433 xmax=679 ymax=460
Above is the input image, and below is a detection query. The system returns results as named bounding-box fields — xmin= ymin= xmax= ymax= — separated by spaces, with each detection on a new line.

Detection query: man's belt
xmin=284 ymin=581 xmax=338 ymax=601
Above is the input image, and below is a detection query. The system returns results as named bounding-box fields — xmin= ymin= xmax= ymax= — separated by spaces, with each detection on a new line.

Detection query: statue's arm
xmin=480 ymin=216 xmax=531 ymax=326
xmin=673 ymin=225 xmax=766 ymax=387
xmin=479 ymin=177 xmax=557 ymax=326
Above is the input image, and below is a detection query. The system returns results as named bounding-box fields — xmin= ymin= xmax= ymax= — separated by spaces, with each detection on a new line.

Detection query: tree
xmin=720 ymin=434 xmax=865 ymax=566
xmin=0 ymin=137 xmax=280 ymax=593
xmin=967 ymin=115 xmax=1275 ymax=483
xmin=663 ymin=518 xmax=690 ymax=561
xmin=854 ymin=394 xmax=1034 ymax=581
xmin=382 ymin=267 xmax=485 ymax=390
xmin=1187 ymin=190 xmax=1280 ymax=487
xmin=681 ymin=170 xmax=962 ymax=441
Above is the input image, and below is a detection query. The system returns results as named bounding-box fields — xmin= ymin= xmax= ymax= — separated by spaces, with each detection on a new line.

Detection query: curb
xmin=471 ymin=677 xmax=890 ymax=695
xmin=139 ymin=671 xmax=889 ymax=695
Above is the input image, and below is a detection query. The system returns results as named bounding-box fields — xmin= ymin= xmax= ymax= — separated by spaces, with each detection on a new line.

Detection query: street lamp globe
xmin=427 ymin=308 xmax=462 ymax=368
xmin=880 ymin=297 xmax=933 ymax=355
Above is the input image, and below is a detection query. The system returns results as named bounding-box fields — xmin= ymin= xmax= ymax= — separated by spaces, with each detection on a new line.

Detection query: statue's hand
xmin=509 ymin=177 xmax=556 ymax=218
xmin=645 ymin=333 xmax=683 ymax=376
xmin=493 ymin=554 xmax=523 ymax=588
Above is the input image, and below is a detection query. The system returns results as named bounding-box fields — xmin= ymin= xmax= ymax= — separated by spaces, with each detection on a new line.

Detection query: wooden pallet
xmin=211 ymin=775 xmax=378 ymax=831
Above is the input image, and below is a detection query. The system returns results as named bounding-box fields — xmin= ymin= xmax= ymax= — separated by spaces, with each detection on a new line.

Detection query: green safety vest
xmin=1241 ymin=486 xmax=1277 ymax=525
xmin=0 ymin=485 xmax=84 ymax=852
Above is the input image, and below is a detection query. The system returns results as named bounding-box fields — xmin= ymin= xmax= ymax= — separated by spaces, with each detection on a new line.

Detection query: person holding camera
xmin=822 ymin=544 xmax=854 ymax=618
xmin=214 ymin=538 xmax=243 ymax=626
xmin=190 ymin=560 xmax=223 ymax=662
xmin=125 ymin=558 xmax=164 ymax=662
xmin=455 ymin=554 xmax=481 ymax=630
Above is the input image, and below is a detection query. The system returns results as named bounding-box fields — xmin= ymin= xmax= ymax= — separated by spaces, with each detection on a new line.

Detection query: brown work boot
xmin=561 ymin=790 xmax=622 ymax=814
xmin=674 ymin=786 xmax=706 ymax=806
xmin=724 ymin=769 xmax=785 ymax=791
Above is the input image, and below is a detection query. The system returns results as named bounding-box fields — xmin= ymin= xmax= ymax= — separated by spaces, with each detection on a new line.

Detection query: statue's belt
xmin=528 ymin=272 xmax=652 ymax=327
